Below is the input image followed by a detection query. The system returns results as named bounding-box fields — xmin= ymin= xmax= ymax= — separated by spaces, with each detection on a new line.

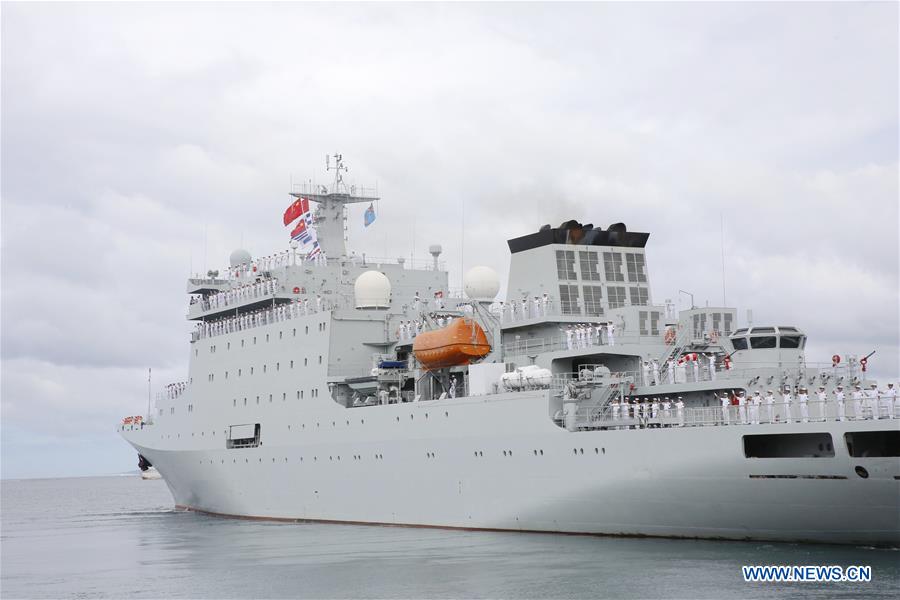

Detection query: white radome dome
xmin=229 ymin=248 xmax=252 ymax=268
xmin=354 ymin=270 xmax=391 ymax=309
xmin=464 ymin=266 xmax=500 ymax=301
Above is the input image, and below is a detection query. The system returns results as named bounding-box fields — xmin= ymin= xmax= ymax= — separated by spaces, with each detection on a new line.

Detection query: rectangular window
xmin=629 ymin=287 xmax=648 ymax=306
xmin=578 ymin=251 xmax=601 ymax=281
xmin=639 ymin=310 xmax=648 ymax=336
xmin=712 ymin=313 xmax=722 ymax=336
xmin=602 ymin=252 xmax=624 ymax=282
xmin=692 ymin=313 xmax=707 ymax=338
xmin=625 ymin=253 xmax=647 ymax=283
xmin=582 ymin=285 xmax=603 ymax=316
xmin=555 ymin=250 xmax=576 ymax=281
xmin=743 ymin=433 xmax=834 ymax=458
xmin=650 ymin=311 xmax=660 ymax=336
xmin=844 ymin=431 xmax=900 ymax=458
xmin=723 ymin=313 xmax=733 ymax=335
xmin=558 ymin=284 xmax=580 ymax=315
xmin=608 ymin=286 xmax=626 ymax=309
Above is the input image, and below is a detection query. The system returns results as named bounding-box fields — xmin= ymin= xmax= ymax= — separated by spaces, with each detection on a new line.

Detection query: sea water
xmin=2 ymin=476 xmax=898 ymax=599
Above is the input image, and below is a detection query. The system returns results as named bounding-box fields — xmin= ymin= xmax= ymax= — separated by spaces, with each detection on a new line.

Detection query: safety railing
xmin=191 ymin=299 xmax=332 ymax=341
xmin=189 ymin=277 xmax=279 ymax=316
xmin=560 ymin=396 xmax=898 ymax=430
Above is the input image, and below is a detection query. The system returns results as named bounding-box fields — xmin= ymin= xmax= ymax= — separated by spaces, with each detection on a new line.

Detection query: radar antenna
xmin=326 ymin=153 xmax=349 ymax=194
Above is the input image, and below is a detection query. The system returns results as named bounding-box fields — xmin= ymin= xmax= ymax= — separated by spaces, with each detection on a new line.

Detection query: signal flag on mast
xmin=283 ymin=197 xmax=310 ymax=226
xmin=364 ymin=203 xmax=376 ymax=227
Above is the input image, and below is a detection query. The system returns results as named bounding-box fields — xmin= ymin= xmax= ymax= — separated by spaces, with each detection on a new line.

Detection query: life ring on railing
xmin=293 ymin=287 xmax=300 ymax=294
xmin=860 ymin=357 xmax=867 ymax=372
xmin=664 ymin=328 xmax=676 ymax=345
xmin=832 ymin=354 xmax=841 ymax=367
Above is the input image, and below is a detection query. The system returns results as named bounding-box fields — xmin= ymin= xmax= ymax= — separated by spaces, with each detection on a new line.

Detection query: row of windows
xmin=556 ymin=250 xmax=646 ymax=283
xmin=199 ymin=322 xmax=327 ymax=356
xmin=207 ymin=356 xmax=322 ymax=383
xmin=558 ymin=284 xmax=648 ymax=313
xmin=692 ymin=312 xmax=735 ymax=339
xmin=192 ymin=447 xmax=609 ymax=463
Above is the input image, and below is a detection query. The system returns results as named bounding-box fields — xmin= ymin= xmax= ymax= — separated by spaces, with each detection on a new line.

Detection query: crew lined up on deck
xmin=562 ymin=323 xmax=616 ymax=349
xmin=397 ymin=314 xmax=457 ymax=341
xmin=191 ymin=277 xmax=279 ymax=311
xmin=602 ymin=382 xmax=897 ymax=429
xmin=500 ymin=293 xmax=554 ymax=321
xmin=193 ymin=296 xmax=328 ymax=340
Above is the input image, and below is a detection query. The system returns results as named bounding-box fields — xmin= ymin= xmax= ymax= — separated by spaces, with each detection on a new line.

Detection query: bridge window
xmin=723 ymin=313 xmax=733 ymax=335
xmin=780 ymin=335 xmax=802 ymax=348
xmin=750 ymin=336 xmax=777 ymax=349
xmin=731 ymin=337 xmax=748 ymax=350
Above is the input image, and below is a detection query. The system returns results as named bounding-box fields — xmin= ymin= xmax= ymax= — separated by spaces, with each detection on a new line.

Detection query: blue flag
xmin=364 ymin=203 xmax=376 ymax=227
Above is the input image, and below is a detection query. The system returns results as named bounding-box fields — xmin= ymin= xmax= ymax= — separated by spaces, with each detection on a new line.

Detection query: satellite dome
xmin=229 ymin=248 xmax=252 ymax=268
xmin=354 ymin=270 xmax=391 ymax=309
xmin=464 ymin=266 xmax=500 ymax=301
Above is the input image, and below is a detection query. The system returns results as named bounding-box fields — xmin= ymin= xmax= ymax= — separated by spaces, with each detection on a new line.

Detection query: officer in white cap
xmin=675 ymin=396 xmax=685 ymax=427
xmin=610 ymin=397 xmax=620 ymax=421
xmin=764 ymin=390 xmax=775 ymax=423
xmin=879 ymin=383 xmax=893 ymax=420
xmin=834 ymin=385 xmax=846 ymax=422
xmin=737 ymin=391 xmax=748 ymax=424
xmin=751 ymin=391 xmax=762 ymax=425
xmin=851 ymin=385 xmax=864 ymax=419
xmin=662 ymin=397 xmax=672 ymax=425
xmin=707 ymin=354 xmax=717 ymax=381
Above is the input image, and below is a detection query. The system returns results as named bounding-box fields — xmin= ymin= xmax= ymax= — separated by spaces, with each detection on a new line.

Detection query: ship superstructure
xmin=121 ymin=156 xmax=899 ymax=546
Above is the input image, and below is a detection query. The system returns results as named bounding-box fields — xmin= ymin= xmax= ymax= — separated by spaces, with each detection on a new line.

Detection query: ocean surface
xmin=1 ymin=476 xmax=897 ymax=599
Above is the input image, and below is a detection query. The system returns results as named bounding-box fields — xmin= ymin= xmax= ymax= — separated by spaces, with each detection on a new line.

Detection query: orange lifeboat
xmin=413 ymin=317 xmax=491 ymax=370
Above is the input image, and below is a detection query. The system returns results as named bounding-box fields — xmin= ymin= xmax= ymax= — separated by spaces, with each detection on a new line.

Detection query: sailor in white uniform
xmin=720 ymin=393 xmax=730 ymax=425
xmin=835 ymin=385 xmax=846 ymax=421
xmin=606 ymin=322 xmax=615 ymax=346
xmin=751 ymin=391 xmax=762 ymax=425
xmin=564 ymin=327 xmax=574 ymax=351
xmin=448 ymin=377 xmax=457 ymax=399
xmin=798 ymin=387 xmax=809 ymax=423
xmin=866 ymin=383 xmax=880 ymax=420
xmin=675 ymin=397 xmax=685 ymax=427
xmin=886 ymin=382 xmax=898 ymax=419
xmin=879 ymin=383 xmax=893 ymax=419
xmin=707 ymin=354 xmax=716 ymax=381
xmin=662 ymin=397 xmax=672 ymax=424
xmin=737 ymin=391 xmax=747 ymax=424
xmin=691 ymin=359 xmax=700 ymax=382
xmin=651 ymin=398 xmax=660 ymax=426
xmin=667 ymin=359 xmax=675 ymax=385
xmin=764 ymin=390 xmax=775 ymax=423
xmin=782 ymin=388 xmax=793 ymax=424
xmin=610 ymin=398 xmax=620 ymax=421
xmin=641 ymin=361 xmax=651 ymax=387
xmin=651 ymin=359 xmax=660 ymax=386
xmin=851 ymin=385 xmax=863 ymax=419
xmin=541 ymin=292 xmax=550 ymax=316
xmin=815 ymin=386 xmax=827 ymax=422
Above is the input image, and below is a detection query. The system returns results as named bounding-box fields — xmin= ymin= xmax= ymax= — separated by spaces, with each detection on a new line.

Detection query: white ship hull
xmin=123 ymin=391 xmax=900 ymax=546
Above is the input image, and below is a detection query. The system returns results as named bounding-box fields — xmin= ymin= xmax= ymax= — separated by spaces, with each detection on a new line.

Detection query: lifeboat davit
xmin=413 ymin=317 xmax=491 ymax=370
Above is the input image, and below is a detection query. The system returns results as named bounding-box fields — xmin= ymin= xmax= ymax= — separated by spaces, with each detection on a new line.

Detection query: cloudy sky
xmin=2 ymin=2 xmax=897 ymax=479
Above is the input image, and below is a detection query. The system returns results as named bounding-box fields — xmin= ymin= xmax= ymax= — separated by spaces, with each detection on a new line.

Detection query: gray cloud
xmin=2 ymin=2 xmax=897 ymax=478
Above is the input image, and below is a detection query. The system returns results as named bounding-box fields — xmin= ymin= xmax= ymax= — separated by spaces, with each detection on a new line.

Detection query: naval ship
xmin=121 ymin=155 xmax=899 ymax=546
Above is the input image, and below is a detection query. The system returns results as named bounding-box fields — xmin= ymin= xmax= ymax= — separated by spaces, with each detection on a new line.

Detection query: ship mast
xmin=290 ymin=153 xmax=379 ymax=259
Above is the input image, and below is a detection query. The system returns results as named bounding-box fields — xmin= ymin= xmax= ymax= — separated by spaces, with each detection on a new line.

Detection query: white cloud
xmin=2 ymin=2 xmax=897 ymax=478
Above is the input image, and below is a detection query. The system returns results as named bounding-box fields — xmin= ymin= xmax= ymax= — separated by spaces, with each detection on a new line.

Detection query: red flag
xmin=283 ymin=197 xmax=310 ymax=226
xmin=290 ymin=219 xmax=308 ymax=240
